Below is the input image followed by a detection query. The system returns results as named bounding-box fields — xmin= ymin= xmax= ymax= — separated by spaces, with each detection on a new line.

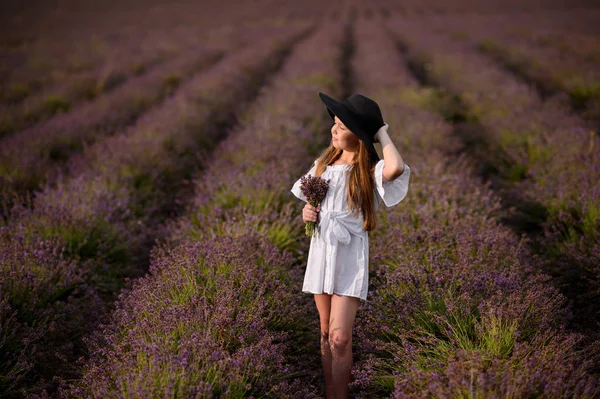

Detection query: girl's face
xmin=331 ymin=115 xmax=360 ymax=151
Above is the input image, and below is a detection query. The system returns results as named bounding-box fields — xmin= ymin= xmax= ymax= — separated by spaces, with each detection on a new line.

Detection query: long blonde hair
xmin=314 ymin=141 xmax=377 ymax=231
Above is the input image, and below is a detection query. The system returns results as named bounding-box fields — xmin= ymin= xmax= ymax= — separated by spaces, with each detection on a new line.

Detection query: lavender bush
xmin=68 ymin=233 xmax=300 ymax=398
xmin=0 ymin=231 xmax=104 ymax=397
xmin=387 ymin=15 xmax=600 ymax=341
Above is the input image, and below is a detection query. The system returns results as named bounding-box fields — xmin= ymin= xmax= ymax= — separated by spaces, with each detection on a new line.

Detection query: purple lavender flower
xmin=299 ymin=174 xmax=329 ymax=238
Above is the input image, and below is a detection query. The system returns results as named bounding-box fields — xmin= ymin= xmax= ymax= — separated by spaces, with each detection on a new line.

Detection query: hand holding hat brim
xmin=373 ymin=123 xmax=389 ymax=144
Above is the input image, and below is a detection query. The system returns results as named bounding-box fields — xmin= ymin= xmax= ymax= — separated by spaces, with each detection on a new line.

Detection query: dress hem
xmin=302 ymin=289 xmax=366 ymax=301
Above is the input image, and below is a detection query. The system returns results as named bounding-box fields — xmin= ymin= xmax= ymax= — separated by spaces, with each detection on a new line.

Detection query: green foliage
xmin=34 ymin=219 xmax=130 ymax=266
xmin=265 ymin=220 xmax=301 ymax=255
xmin=0 ymin=116 xmax=16 ymax=137
xmin=569 ymin=81 xmax=600 ymax=110
xmin=477 ymin=39 xmax=500 ymax=54
xmin=497 ymin=129 xmax=557 ymax=180
xmin=582 ymin=203 xmax=600 ymax=237
xmin=163 ymin=73 xmax=181 ymax=90
xmin=398 ymin=86 xmax=468 ymax=122
xmin=505 ymin=162 xmax=528 ymax=182
xmin=3 ymin=83 xmax=30 ymax=103
xmin=290 ymin=72 xmax=337 ymax=92
xmin=550 ymin=200 xmax=599 ymax=247
xmin=131 ymin=62 xmax=147 ymax=75
xmin=450 ymin=30 xmax=470 ymax=40
xmin=47 ymin=136 xmax=82 ymax=161
xmin=42 ymin=95 xmax=71 ymax=115
xmin=74 ymin=78 xmax=101 ymax=100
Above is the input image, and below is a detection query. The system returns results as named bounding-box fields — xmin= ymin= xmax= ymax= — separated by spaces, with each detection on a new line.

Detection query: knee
xmin=329 ymin=330 xmax=351 ymax=355
xmin=320 ymin=330 xmax=329 ymax=342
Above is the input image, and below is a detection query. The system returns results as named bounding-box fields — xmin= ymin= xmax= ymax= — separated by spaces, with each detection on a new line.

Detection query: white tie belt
xmin=317 ymin=209 xmax=367 ymax=295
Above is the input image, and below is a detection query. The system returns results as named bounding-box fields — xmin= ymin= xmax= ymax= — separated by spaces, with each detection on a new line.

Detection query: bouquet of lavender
xmin=299 ymin=174 xmax=330 ymax=238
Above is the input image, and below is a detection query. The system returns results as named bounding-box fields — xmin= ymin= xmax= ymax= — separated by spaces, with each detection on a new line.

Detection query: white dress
xmin=290 ymin=158 xmax=411 ymax=301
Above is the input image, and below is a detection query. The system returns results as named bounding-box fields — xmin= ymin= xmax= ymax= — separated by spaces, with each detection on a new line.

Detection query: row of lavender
xmin=0 ymin=42 xmax=221 ymax=201
xmin=0 ymin=24 xmax=219 ymax=137
xmin=0 ymin=1 xmax=279 ymax=108
xmin=0 ymin=11 xmax=328 ymax=139
xmin=65 ymin=12 xmax=348 ymax=398
xmin=424 ymin=13 xmax=600 ymax=128
xmin=375 ymin=0 xmax=600 ymax=27
xmin=344 ymin=14 xmax=598 ymax=397
xmin=0 ymin=0 xmax=332 ymax=109
xmin=384 ymin=16 xmax=600 ymax=336
xmin=0 ymin=19 xmax=311 ymax=205
xmin=0 ymin=2 xmax=332 ymax=203
xmin=0 ymin=21 xmax=312 ymax=397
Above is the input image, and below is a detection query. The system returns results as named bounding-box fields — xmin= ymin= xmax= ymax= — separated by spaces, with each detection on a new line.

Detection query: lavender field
xmin=1 ymin=0 xmax=599 ymax=397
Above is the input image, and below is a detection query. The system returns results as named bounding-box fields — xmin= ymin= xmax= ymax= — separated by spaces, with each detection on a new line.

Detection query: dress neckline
xmin=327 ymin=163 xmax=353 ymax=169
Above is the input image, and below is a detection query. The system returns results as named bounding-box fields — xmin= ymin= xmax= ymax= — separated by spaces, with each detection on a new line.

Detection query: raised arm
xmin=374 ymin=124 xmax=406 ymax=183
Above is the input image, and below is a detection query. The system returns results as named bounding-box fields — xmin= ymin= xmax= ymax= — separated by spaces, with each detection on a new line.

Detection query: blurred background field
xmin=1 ymin=0 xmax=599 ymax=398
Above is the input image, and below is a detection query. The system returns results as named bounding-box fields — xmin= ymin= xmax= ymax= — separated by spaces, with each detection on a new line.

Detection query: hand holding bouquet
xmin=299 ymin=174 xmax=330 ymax=238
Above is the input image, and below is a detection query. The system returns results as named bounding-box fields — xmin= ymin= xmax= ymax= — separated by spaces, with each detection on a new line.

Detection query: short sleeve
xmin=374 ymin=159 xmax=410 ymax=207
xmin=291 ymin=159 xmax=318 ymax=202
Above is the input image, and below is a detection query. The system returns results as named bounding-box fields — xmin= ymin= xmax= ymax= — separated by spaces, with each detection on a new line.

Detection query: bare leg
xmin=329 ymin=294 xmax=360 ymax=399
xmin=314 ymin=293 xmax=335 ymax=398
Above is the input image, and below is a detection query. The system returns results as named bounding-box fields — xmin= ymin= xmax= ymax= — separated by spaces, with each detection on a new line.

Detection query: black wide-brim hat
xmin=319 ymin=92 xmax=384 ymax=164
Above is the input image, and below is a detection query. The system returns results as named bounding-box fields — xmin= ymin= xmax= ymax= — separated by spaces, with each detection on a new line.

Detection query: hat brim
xmin=318 ymin=92 xmax=380 ymax=163
xmin=319 ymin=92 xmax=362 ymax=137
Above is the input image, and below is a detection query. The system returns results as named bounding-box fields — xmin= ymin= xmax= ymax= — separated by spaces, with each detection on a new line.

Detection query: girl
xmin=291 ymin=92 xmax=411 ymax=398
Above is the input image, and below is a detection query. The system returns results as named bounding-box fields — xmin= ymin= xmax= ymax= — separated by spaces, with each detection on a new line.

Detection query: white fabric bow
xmin=319 ymin=209 xmax=366 ymax=245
